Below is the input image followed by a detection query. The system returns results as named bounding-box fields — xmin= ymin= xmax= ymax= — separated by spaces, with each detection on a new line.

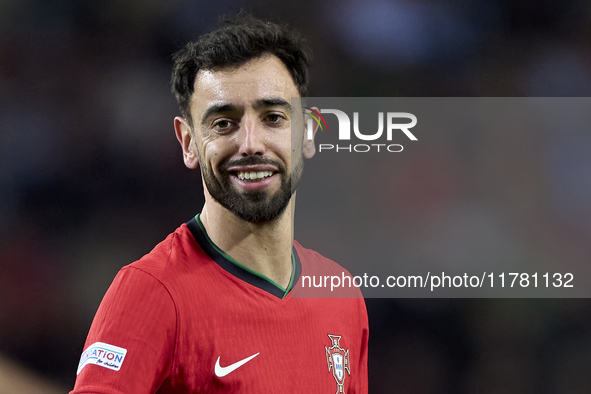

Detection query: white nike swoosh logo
xmin=214 ymin=353 xmax=259 ymax=377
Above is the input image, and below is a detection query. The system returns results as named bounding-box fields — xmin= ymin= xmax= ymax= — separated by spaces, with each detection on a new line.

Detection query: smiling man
xmin=71 ymin=16 xmax=368 ymax=393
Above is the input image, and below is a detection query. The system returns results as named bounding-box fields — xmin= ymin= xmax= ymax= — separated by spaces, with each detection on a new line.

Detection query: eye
xmin=212 ymin=119 xmax=235 ymax=132
xmin=264 ymin=113 xmax=286 ymax=125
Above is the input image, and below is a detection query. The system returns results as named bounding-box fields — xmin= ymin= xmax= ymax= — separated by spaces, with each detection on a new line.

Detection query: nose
xmin=237 ymin=118 xmax=266 ymax=156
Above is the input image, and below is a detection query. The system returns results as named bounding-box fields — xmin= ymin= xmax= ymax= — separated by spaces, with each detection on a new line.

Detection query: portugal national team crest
xmin=325 ymin=334 xmax=350 ymax=393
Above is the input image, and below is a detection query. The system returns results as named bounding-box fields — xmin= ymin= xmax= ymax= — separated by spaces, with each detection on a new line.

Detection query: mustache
xmin=219 ymin=156 xmax=285 ymax=172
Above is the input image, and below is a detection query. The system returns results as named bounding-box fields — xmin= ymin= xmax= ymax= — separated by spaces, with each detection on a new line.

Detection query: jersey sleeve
xmin=352 ymin=296 xmax=369 ymax=394
xmin=70 ymin=266 xmax=176 ymax=394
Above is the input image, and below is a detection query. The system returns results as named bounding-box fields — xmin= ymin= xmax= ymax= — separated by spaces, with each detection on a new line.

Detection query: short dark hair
xmin=171 ymin=15 xmax=311 ymax=124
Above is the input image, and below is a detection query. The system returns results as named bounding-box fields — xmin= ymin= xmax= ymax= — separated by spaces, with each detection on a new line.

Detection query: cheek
xmin=202 ymin=142 xmax=229 ymax=171
xmin=270 ymin=131 xmax=293 ymax=153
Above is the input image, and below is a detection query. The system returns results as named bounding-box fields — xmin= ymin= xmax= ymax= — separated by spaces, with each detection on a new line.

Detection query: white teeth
xmin=237 ymin=171 xmax=273 ymax=181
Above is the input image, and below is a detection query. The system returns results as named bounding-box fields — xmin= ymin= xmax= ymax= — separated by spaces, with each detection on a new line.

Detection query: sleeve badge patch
xmin=77 ymin=342 xmax=128 ymax=375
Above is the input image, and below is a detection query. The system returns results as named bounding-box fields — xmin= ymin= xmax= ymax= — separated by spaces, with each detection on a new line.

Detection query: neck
xmin=199 ymin=193 xmax=296 ymax=289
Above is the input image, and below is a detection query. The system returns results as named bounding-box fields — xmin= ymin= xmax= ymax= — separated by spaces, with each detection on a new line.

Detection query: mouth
xmin=224 ymin=159 xmax=283 ymax=191
xmin=226 ymin=167 xmax=280 ymax=192
xmin=235 ymin=170 xmax=275 ymax=182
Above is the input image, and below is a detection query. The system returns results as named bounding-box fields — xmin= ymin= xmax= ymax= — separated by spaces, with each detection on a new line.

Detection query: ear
xmin=302 ymin=106 xmax=320 ymax=159
xmin=174 ymin=116 xmax=199 ymax=169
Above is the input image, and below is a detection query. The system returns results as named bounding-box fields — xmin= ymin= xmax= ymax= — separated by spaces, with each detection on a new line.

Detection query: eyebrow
xmin=200 ymin=98 xmax=293 ymax=125
xmin=253 ymin=98 xmax=292 ymax=111
xmin=201 ymin=103 xmax=237 ymax=125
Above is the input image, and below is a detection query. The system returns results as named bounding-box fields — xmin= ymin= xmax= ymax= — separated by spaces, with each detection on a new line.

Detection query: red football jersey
xmin=71 ymin=216 xmax=368 ymax=393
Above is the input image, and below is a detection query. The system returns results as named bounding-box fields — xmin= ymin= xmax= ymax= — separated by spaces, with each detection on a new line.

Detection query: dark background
xmin=1 ymin=0 xmax=591 ymax=392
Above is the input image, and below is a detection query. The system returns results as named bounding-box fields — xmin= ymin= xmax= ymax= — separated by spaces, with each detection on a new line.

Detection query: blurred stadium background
xmin=1 ymin=0 xmax=591 ymax=392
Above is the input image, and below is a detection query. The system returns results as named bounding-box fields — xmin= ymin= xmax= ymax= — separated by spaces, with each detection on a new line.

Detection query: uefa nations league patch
xmin=77 ymin=342 xmax=128 ymax=375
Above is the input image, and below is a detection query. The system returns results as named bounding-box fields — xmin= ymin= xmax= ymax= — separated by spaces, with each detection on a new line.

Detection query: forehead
xmin=191 ymin=54 xmax=299 ymax=113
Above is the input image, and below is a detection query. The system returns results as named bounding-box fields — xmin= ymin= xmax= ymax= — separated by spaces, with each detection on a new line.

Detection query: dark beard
xmin=200 ymin=155 xmax=303 ymax=223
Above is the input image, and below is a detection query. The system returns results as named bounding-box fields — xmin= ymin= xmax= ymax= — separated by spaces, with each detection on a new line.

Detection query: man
xmin=71 ymin=15 xmax=368 ymax=393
